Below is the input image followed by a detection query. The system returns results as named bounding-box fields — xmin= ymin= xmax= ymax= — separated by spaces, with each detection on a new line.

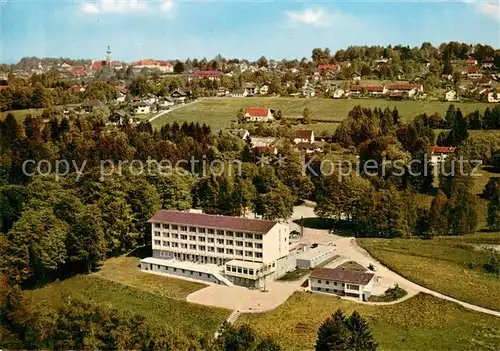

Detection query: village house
xmin=467 ymin=67 xmax=483 ymax=80
xmin=309 ymin=267 xmax=375 ymax=301
xmin=231 ymin=89 xmax=249 ymax=98
xmin=482 ymin=58 xmax=495 ymax=69
xmin=487 ymin=91 xmax=499 ymax=103
xmin=332 ymin=88 xmax=345 ymax=99
xmin=158 ymin=97 xmax=175 ymax=109
xmin=81 ymin=99 xmax=104 ymax=113
xmin=231 ymin=129 xmax=250 ymax=141
xmin=171 ymin=89 xmax=187 ymax=103
xmin=466 ymin=58 xmax=478 ymax=66
xmin=218 ymin=87 xmax=230 ymax=97
xmin=318 ymin=64 xmax=339 ymax=73
xmin=348 ymin=85 xmax=362 ymax=97
xmin=190 ymin=70 xmax=223 ymax=81
xmin=59 ymin=61 xmax=72 ymax=70
xmin=244 ymin=107 xmax=275 ymax=122
xmin=445 ymin=90 xmax=458 ymax=102
xmin=253 ymin=145 xmax=278 ymax=155
xmin=70 ymin=66 xmax=88 ymax=77
xmin=242 ymin=83 xmax=259 ymax=96
xmin=430 ymin=146 xmax=456 ymax=165
xmin=294 ymin=130 xmax=315 ymax=144
xmin=387 ymin=83 xmax=423 ymax=98
xmin=134 ymin=101 xmax=154 ymax=115
xmin=302 ymin=80 xmax=316 ymax=98
xmin=365 ymin=85 xmax=387 ymax=96
xmin=259 ymin=84 xmax=270 ymax=95
xmin=133 ymin=59 xmax=173 ymax=73
xmin=351 ymin=72 xmax=361 ymax=81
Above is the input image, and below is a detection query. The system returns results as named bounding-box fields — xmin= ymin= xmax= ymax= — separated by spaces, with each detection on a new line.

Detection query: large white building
xmin=142 ymin=210 xmax=291 ymax=288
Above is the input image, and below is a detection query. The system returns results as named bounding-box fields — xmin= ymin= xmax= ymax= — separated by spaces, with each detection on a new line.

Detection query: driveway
xmin=186 ymin=279 xmax=304 ymax=313
xmin=147 ymin=99 xmax=201 ymax=124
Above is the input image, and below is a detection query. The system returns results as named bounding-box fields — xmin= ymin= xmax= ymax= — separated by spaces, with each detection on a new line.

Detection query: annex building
xmin=141 ymin=210 xmax=293 ymax=288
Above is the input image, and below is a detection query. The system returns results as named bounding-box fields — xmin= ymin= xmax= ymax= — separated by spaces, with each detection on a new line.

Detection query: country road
xmin=147 ymin=99 xmax=201 ymax=124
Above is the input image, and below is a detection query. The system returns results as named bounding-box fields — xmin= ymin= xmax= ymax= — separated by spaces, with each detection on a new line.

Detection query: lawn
xmin=0 ymin=108 xmax=44 ymax=121
xmin=94 ymin=256 xmax=207 ymax=299
xmin=358 ymin=235 xmax=500 ymax=311
xmin=25 ymin=274 xmax=230 ymax=336
xmin=238 ymin=292 xmax=500 ymax=351
xmin=150 ymin=97 xmax=491 ymax=131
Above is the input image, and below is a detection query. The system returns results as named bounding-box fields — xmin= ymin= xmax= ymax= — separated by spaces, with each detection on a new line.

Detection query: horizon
xmin=1 ymin=0 xmax=499 ymax=64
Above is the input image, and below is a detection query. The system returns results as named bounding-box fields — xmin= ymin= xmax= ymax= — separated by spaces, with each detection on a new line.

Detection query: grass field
xmin=0 ymin=108 xmax=44 ymax=121
xmin=239 ymin=292 xmax=500 ymax=351
xmin=150 ymin=97 xmax=492 ymax=131
xmin=25 ymin=260 xmax=230 ymax=336
xmin=94 ymin=256 xmax=206 ymax=299
xmin=358 ymin=234 xmax=500 ymax=311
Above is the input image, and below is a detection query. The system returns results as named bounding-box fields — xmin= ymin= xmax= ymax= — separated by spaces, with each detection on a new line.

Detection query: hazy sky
xmin=0 ymin=0 xmax=499 ymax=63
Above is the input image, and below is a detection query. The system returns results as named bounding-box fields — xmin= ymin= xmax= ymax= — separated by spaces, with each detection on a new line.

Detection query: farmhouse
xmin=81 ymin=99 xmax=104 ymax=113
xmin=332 ymin=88 xmax=345 ymax=98
xmin=465 ymin=58 xmax=478 ymax=66
xmin=190 ymin=70 xmax=223 ymax=80
xmin=365 ymin=85 xmax=387 ymax=96
xmin=467 ymin=67 xmax=483 ymax=80
xmin=294 ymin=130 xmax=315 ymax=144
xmin=482 ymin=58 xmax=494 ymax=69
xmin=430 ymin=146 xmax=456 ymax=165
xmin=133 ymin=101 xmax=153 ymax=115
xmin=142 ymin=210 xmax=293 ymax=288
xmin=387 ymin=84 xmax=423 ymax=98
xmin=242 ymin=83 xmax=258 ymax=96
xmin=171 ymin=89 xmax=187 ymax=102
xmin=309 ymin=267 xmax=375 ymax=301
xmin=244 ymin=107 xmax=274 ymax=122
xmin=445 ymin=90 xmax=458 ymax=102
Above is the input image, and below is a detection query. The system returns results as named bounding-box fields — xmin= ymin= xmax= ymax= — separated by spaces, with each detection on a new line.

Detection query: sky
xmin=0 ymin=0 xmax=499 ymax=63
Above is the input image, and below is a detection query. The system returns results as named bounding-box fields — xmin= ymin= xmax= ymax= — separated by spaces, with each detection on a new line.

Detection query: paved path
xmin=147 ymin=99 xmax=201 ymax=124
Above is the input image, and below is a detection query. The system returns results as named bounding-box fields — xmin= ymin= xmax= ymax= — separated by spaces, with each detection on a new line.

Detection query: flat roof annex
xmin=148 ymin=210 xmax=277 ymax=234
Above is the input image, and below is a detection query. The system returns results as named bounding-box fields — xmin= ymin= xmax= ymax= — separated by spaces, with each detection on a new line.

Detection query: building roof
xmin=191 ymin=70 xmax=223 ymax=78
xmin=431 ymin=146 xmax=456 ymax=154
xmin=297 ymin=245 xmax=335 ymax=261
xmin=245 ymin=107 xmax=270 ymax=117
xmin=310 ymin=268 xmax=374 ymax=285
xmin=318 ymin=64 xmax=338 ymax=71
xmin=336 ymin=261 xmax=367 ymax=272
xmin=295 ymin=130 xmax=313 ymax=139
xmin=387 ymin=84 xmax=420 ymax=91
xmin=349 ymin=85 xmax=362 ymax=91
xmin=366 ymin=85 xmax=385 ymax=92
xmin=148 ymin=210 xmax=277 ymax=234
xmin=468 ymin=67 xmax=478 ymax=74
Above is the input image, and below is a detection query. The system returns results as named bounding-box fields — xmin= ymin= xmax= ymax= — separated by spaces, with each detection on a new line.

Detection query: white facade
xmin=332 ymin=88 xmax=345 ymax=98
xmin=310 ymin=276 xmax=375 ymax=301
xmin=148 ymin=210 xmax=289 ymax=287
xmin=134 ymin=103 xmax=151 ymax=115
xmin=488 ymin=92 xmax=499 ymax=103
xmin=296 ymin=245 xmax=336 ymax=269
xmin=445 ymin=90 xmax=458 ymax=102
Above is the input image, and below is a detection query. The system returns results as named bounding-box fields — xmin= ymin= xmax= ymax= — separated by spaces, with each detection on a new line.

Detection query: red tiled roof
xmin=71 ymin=66 xmax=88 ymax=77
xmin=349 ymin=85 xmax=362 ymax=91
xmin=158 ymin=61 xmax=172 ymax=67
xmin=310 ymin=268 xmax=375 ymax=285
xmin=318 ymin=64 xmax=338 ymax=71
xmin=366 ymin=85 xmax=385 ymax=92
xmin=388 ymin=84 xmax=420 ymax=91
xmin=137 ymin=59 xmax=156 ymax=66
xmin=91 ymin=60 xmax=106 ymax=71
xmin=148 ymin=210 xmax=277 ymax=234
xmin=431 ymin=146 xmax=456 ymax=154
xmin=295 ymin=130 xmax=313 ymax=139
xmin=466 ymin=58 xmax=477 ymax=63
xmin=245 ymin=107 xmax=270 ymax=117
xmin=192 ymin=71 xmax=223 ymax=78
xmin=467 ymin=67 xmax=478 ymax=74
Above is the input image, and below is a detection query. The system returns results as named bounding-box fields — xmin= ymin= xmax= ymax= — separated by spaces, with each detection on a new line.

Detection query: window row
xmin=153 ymin=224 xmax=262 ymax=240
xmin=153 ymin=233 xmax=262 ymax=248
xmin=316 ymin=280 xmax=345 ymax=287
xmin=153 ymin=241 xmax=262 ymax=257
